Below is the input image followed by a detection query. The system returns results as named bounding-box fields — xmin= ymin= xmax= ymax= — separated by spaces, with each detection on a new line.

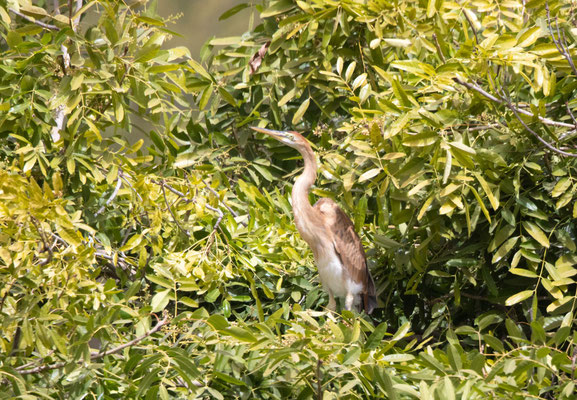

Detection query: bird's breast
xmin=315 ymin=247 xmax=347 ymax=297
xmin=314 ymin=245 xmax=363 ymax=298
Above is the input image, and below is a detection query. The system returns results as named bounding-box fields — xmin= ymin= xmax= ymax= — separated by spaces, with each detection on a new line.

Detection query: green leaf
xmin=517 ymin=26 xmax=541 ymax=47
xmin=358 ymin=168 xmax=381 ymax=183
xmin=391 ymin=60 xmax=431 ymax=77
xmin=223 ymin=326 xmax=257 ymax=342
xmin=120 ymin=234 xmax=143 ymax=252
xmin=380 ymin=353 xmax=415 ymax=362
xmin=522 ymin=221 xmax=550 ymax=248
xmin=278 ymin=88 xmax=296 ymax=107
xmin=488 ymin=225 xmax=516 ymax=252
xmin=470 ymin=186 xmax=491 ymax=224
xmin=492 ymin=236 xmax=518 ymax=263
xmin=345 ymin=61 xmax=356 ymax=82
xmin=219 ymin=3 xmax=250 ymax=20
xmin=57 ymin=226 xmax=83 ymax=247
xmin=510 ymin=268 xmax=538 ymax=278
xmin=260 ymin=0 xmax=295 ymax=18
xmin=365 ymin=322 xmax=388 ymax=350
xmin=387 ymin=112 xmax=411 ymax=138
xmin=188 ymin=59 xmax=213 ymax=81
xmin=291 ymin=98 xmax=310 ymax=124
xmin=473 ymin=172 xmax=498 ymax=210
xmin=482 ymin=334 xmax=504 ymax=352
xmin=206 ymin=315 xmax=229 ymax=331
xmin=505 ymin=290 xmax=533 ymax=306
xmin=391 ymin=322 xmax=411 ymax=341
xmin=151 ymin=289 xmax=171 ymax=312
xmin=551 ymin=177 xmax=571 ymax=198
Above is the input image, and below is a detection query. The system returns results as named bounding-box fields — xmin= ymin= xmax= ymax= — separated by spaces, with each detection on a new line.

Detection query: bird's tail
xmin=363 ymin=272 xmax=377 ymax=315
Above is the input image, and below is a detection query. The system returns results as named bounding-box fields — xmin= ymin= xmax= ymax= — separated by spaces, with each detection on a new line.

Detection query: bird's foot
xmin=327 ymin=296 xmax=337 ymax=312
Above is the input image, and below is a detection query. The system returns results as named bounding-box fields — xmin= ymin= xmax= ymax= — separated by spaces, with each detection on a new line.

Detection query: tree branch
xmin=432 ymin=33 xmax=446 ymax=63
xmin=17 ymin=311 xmax=169 ymax=375
xmin=89 ymin=311 xmax=168 ymax=360
xmin=160 ymin=180 xmax=190 ymax=237
xmin=202 ymin=179 xmax=247 ymax=227
xmin=546 ymin=2 xmax=577 ymax=77
xmin=95 ymin=172 xmax=123 ymax=216
xmin=498 ymin=88 xmax=577 ymax=157
xmin=152 ymin=179 xmax=227 ymax=232
xmin=8 ymin=8 xmax=58 ymax=30
xmin=453 ymin=77 xmax=575 ymax=128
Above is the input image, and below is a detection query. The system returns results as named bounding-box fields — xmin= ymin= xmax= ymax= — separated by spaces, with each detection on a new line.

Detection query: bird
xmin=251 ymin=127 xmax=377 ymax=314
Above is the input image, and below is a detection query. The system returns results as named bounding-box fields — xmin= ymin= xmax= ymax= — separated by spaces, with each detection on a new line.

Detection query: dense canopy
xmin=1 ymin=0 xmax=576 ymax=398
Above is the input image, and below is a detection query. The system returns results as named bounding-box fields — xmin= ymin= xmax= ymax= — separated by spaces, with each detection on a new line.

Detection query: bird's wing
xmin=313 ymin=198 xmax=377 ymax=313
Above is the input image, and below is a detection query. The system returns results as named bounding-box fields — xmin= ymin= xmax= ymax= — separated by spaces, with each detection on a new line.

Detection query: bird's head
xmin=250 ymin=127 xmax=309 ymax=151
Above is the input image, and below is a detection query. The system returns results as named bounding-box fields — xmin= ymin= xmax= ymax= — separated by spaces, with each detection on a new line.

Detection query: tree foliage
xmin=1 ymin=0 xmax=576 ymax=398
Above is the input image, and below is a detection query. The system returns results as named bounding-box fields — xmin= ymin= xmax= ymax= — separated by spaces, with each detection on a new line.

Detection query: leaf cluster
xmin=1 ymin=0 xmax=577 ymax=398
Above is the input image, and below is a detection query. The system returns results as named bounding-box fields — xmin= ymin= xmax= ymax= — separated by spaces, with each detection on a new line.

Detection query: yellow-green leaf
xmin=510 ymin=268 xmax=538 ymax=278
xmin=505 ymin=290 xmax=533 ymax=306
xmin=470 ymin=186 xmax=491 ymax=224
xmin=291 ymin=98 xmax=310 ymax=125
xmin=391 ymin=321 xmax=411 ymax=341
xmin=188 ymin=59 xmax=213 ymax=81
xmin=418 ymin=195 xmax=434 ymax=221
xmin=57 ymin=226 xmax=82 ymax=247
xmin=386 ymin=113 xmax=411 ymax=138
xmin=443 ymin=148 xmax=452 ymax=184
xmin=427 ymin=0 xmax=437 ymax=17
xmin=383 ymin=38 xmax=411 ymax=47
xmin=449 ymin=141 xmax=476 ymax=154
xmin=517 ymin=26 xmax=541 ymax=48
xmin=151 ymin=289 xmax=171 ymax=312
xmin=359 ymin=168 xmax=381 ymax=183
xmin=278 ymin=88 xmax=296 ymax=107
xmin=345 ymin=61 xmax=356 ymax=82
xmin=551 ymin=177 xmax=571 ymax=198
xmin=473 ymin=172 xmax=498 ymax=210
xmin=120 ymin=233 xmax=143 ymax=252
xmin=492 ymin=236 xmax=518 ymax=263
xmin=522 ymin=221 xmax=550 ymax=248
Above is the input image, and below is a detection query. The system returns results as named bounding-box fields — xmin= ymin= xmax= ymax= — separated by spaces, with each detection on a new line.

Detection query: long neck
xmin=291 ymin=144 xmax=319 ymax=244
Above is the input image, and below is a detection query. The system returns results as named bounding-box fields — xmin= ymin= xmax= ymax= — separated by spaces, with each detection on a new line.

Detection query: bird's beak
xmin=250 ymin=126 xmax=291 ymax=141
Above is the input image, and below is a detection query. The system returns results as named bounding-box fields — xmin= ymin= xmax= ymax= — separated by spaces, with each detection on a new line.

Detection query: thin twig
xmin=17 ymin=312 xmax=169 ymax=375
xmin=89 ymin=311 xmax=168 ymax=359
xmin=571 ymin=345 xmax=577 ymax=380
xmin=0 ymin=278 xmax=15 ymax=315
xmin=14 ymin=350 xmax=55 ymax=371
xmin=72 ymin=0 xmax=83 ymax=27
xmin=8 ymin=8 xmax=58 ymax=30
xmin=95 ymin=173 xmax=123 ymax=216
xmin=453 ymin=77 xmax=575 ymax=128
xmin=432 ymin=33 xmax=446 ymax=63
xmin=153 ymin=179 xmax=225 ymax=228
xmin=566 ymin=102 xmax=577 ymax=127
xmin=467 ymin=123 xmax=502 ymax=131
xmin=499 ymin=89 xmax=577 ymax=157
xmin=461 ymin=8 xmax=479 ymax=44
xmin=119 ymin=171 xmax=143 ymax=202
xmin=546 ymin=2 xmax=577 ymax=77
xmin=160 ymin=180 xmax=190 ymax=237
xmin=94 ymin=249 xmax=137 ymax=277
xmin=316 ymin=357 xmax=323 ymax=400
xmin=29 ymin=215 xmax=54 ymax=266
xmin=202 ymin=179 xmax=247 ymax=227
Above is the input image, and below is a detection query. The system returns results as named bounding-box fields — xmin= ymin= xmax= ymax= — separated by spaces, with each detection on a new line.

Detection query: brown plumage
xmin=251 ymin=127 xmax=377 ymax=314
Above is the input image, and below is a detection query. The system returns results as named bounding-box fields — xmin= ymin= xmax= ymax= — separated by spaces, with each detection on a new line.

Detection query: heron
xmin=251 ymin=127 xmax=377 ymax=314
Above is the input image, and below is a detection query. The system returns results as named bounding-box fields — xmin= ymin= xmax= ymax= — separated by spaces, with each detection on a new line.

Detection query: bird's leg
xmin=327 ymin=291 xmax=337 ymax=311
xmin=344 ymin=292 xmax=354 ymax=311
